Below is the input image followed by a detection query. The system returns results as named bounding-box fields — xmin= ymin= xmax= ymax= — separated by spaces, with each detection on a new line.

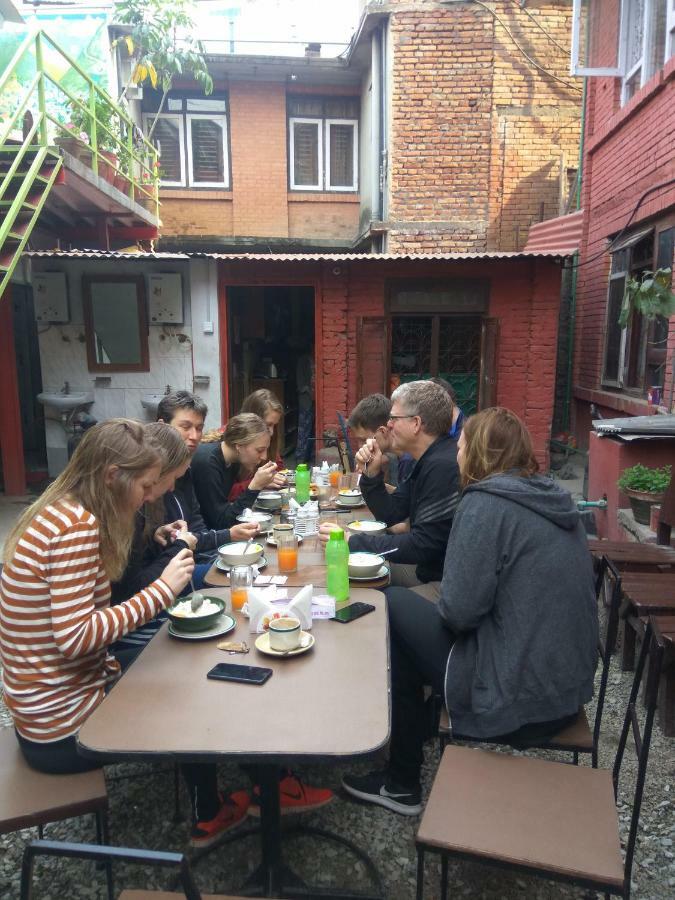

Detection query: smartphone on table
xmin=207 ymin=663 xmax=273 ymax=685
xmin=331 ymin=601 xmax=376 ymax=624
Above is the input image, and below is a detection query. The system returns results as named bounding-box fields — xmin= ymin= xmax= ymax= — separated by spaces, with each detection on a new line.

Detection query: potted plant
xmin=617 ymin=463 xmax=672 ymax=526
xmin=53 ymin=122 xmax=92 ymax=165
xmin=63 ymin=93 xmax=122 ymax=181
xmin=619 ymin=268 xmax=675 ymax=327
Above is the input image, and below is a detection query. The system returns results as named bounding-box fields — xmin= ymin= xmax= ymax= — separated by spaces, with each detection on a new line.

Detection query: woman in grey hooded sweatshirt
xmin=342 ymin=407 xmax=598 ymax=816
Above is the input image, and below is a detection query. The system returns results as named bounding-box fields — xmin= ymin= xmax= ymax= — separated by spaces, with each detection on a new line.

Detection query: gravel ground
xmin=1 ymin=647 xmax=674 ymax=900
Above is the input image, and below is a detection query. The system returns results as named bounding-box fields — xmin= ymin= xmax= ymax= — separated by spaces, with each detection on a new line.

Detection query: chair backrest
xmin=611 ymin=619 xmax=665 ymax=897
xmin=336 ymin=412 xmax=355 ymax=470
xmin=592 ymin=557 xmax=623 ymax=760
xmin=20 ymin=839 xmax=203 ymax=900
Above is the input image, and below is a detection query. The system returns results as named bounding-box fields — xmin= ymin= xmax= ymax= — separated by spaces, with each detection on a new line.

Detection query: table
xmin=588 ymin=539 xmax=675 ymax=573
xmin=78 ymin=587 xmax=390 ymax=898
xmin=618 ymin=573 xmax=675 ymax=673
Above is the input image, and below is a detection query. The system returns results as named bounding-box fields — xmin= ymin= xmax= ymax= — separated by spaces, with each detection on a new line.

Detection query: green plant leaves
xmin=617 ymin=463 xmax=672 ymax=494
xmin=619 ymin=267 xmax=675 ymax=327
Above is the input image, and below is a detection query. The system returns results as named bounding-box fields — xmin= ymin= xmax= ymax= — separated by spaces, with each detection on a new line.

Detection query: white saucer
xmin=335 ymin=498 xmax=365 ymax=510
xmin=266 ymin=535 xmax=304 ymax=547
xmin=168 ymin=613 xmax=236 ymax=641
xmin=216 ymin=554 xmax=268 ymax=573
xmin=349 ymin=565 xmax=389 ymax=582
xmin=255 ymin=631 xmax=315 ymax=657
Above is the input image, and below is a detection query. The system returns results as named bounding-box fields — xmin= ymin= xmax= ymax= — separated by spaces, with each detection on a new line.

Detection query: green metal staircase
xmin=0 ymin=29 xmax=159 ymax=298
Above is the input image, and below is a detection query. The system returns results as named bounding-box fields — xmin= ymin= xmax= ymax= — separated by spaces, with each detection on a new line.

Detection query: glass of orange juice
xmin=230 ymin=565 xmax=253 ymax=611
xmin=329 ymin=466 xmax=341 ymax=489
xmin=277 ymin=530 xmax=298 ymax=574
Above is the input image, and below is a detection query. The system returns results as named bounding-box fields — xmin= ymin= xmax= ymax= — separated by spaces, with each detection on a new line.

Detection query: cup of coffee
xmin=268 ymin=616 xmax=302 ymax=652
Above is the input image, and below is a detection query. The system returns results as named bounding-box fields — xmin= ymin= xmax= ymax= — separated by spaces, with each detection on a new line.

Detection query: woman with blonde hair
xmin=342 ymin=407 xmax=598 ymax=816
xmin=191 ymin=412 xmax=285 ymax=529
xmin=241 ymin=388 xmax=284 ymax=466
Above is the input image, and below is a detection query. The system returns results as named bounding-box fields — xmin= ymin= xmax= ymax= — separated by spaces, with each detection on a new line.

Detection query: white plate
xmin=346 ymin=520 xmax=387 ymax=533
xmin=168 ymin=613 xmax=236 ymax=641
xmin=348 ymin=565 xmax=389 ymax=582
xmin=216 ymin=554 xmax=268 ymax=573
xmin=255 ymin=631 xmax=315 ymax=657
xmin=335 ymin=498 xmax=366 ymax=509
xmin=266 ymin=535 xmax=304 ymax=547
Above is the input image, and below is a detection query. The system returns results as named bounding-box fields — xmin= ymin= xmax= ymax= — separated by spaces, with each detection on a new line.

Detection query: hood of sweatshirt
xmin=464 ymin=472 xmax=580 ymax=531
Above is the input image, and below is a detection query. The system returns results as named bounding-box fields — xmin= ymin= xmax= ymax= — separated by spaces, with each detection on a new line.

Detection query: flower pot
xmin=624 ymin=488 xmax=665 ymax=526
xmin=54 ymin=135 xmax=92 ymax=167
xmin=99 ymin=150 xmax=118 ymax=184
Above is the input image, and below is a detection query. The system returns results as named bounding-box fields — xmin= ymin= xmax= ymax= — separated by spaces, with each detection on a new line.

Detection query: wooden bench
xmin=587 ymin=539 xmax=675 ymax=573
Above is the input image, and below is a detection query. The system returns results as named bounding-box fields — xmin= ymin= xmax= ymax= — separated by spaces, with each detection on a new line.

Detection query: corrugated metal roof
xmin=24 ymin=249 xmax=566 ymax=261
xmin=524 ymin=209 xmax=584 ymax=256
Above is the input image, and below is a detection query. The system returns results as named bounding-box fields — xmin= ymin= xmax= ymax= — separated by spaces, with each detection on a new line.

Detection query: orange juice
xmin=277 ymin=546 xmax=298 ymax=573
xmin=231 ymin=587 xmax=248 ymax=610
xmin=329 ymin=469 xmax=340 ymax=488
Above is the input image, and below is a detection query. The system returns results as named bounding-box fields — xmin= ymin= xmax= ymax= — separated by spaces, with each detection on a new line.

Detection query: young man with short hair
xmin=348 ymin=394 xmax=399 ymax=485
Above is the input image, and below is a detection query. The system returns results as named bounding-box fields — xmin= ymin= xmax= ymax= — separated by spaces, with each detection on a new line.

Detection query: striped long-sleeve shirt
xmin=0 ymin=499 xmax=174 ymax=743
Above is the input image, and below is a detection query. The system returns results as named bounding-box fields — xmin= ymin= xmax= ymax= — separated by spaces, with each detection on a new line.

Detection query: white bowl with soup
xmin=348 ymin=552 xmax=385 ymax=579
xmin=346 ymin=519 xmax=387 ymax=534
xmin=338 ymin=488 xmax=363 ymax=507
xmin=218 ymin=541 xmax=264 ymax=567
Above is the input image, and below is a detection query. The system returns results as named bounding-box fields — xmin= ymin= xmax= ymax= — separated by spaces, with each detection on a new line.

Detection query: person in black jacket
xmin=321 ymin=381 xmax=460 ymax=600
xmin=156 ymin=392 xmax=260 ymax=567
xmin=191 ymin=413 xmax=285 ymax=530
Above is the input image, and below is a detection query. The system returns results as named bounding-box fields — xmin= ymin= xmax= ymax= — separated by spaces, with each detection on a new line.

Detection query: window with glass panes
xmin=602 ymin=225 xmax=674 ymax=392
xmin=144 ymin=97 xmax=229 ymax=188
xmin=288 ymin=97 xmax=358 ymax=192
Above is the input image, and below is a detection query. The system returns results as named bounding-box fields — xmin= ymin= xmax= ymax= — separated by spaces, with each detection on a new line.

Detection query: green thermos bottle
xmin=325 ymin=527 xmax=350 ymax=606
xmin=295 ymin=463 xmax=310 ymax=504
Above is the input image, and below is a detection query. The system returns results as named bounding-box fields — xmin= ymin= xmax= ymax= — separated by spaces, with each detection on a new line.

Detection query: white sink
xmin=141 ymin=393 xmax=165 ymax=414
xmin=37 ymin=392 xmax=94 ymax=412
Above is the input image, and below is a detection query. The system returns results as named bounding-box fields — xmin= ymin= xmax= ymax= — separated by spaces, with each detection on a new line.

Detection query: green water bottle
xmin=295 ymin=463 xmax=310 ymax=504
xmin=326 ymin=527 xmax=350 ymax=606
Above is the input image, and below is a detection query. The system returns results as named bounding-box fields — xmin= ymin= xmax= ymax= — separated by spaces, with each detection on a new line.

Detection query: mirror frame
xmin=83 ymin=274 xmax=149 ymax=373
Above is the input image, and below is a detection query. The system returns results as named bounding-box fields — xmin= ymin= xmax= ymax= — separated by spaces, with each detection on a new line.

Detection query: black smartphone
xmin=331 ymin=601 xmax=376 ymax=624
xmin=207 ymin=663 xmax=273 ymax=685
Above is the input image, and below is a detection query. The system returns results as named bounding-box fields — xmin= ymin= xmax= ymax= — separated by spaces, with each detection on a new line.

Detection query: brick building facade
xmin=571 ymin=0 xmax=675 ymax=442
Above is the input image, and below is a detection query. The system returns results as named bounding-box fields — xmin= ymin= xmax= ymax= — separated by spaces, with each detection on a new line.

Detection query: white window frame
xmin=289 ymin=117 xmax=322 ymax=190
xmin=571 ymin=0 xmax=623 ymax=76
xmin=186 ymin=114 xmax=229 ymax=188
xmin=620 ymin=0 xmax=658 ymax=103
xmin=602 ymin=264 xmax=629 ymax=387
xmin=144 ymin=113 xmax=185 ymax=187
xmin=325 ymin=119 xmax=359 ymax=192
xmin=667 ymin=0 xmax=675 ymax=60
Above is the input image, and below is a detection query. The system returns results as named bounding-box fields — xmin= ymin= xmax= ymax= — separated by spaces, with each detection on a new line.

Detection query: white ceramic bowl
xmin=348 ymin=551 xmax=385 ymax=579
xmin=346 ymin=520 xmax=387 ymax=534
xmin=256 ymin=491 xmax=282 ymax=509
xmin=236 ymin=511 xmax=273 ymax=532
xmin=338 ymin=489 xmax=363 ymax=507
xmin=218 ymin=541 xmax=264 ymax=567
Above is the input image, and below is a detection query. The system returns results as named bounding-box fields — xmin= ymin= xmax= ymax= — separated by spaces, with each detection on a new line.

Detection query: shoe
xmin=341 ymin=769 xmax=422 ymax=816
xmin=248 ymin=773 xmax=334 ymax=817
xmin=189 ymin=790 xmax=250 ymax=847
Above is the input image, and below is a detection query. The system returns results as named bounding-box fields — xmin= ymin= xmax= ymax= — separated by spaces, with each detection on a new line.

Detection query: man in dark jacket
xmin=344 ymin=380 xmax=460 ymax=599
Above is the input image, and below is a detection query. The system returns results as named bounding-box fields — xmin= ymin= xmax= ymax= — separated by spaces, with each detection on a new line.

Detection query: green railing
xmin=0 ymin=28 xmax=160 ymax=217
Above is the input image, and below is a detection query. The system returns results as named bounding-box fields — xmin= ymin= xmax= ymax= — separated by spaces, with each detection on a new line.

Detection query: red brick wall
xmin=218 ymin=257 xmax=562 ymax=466
xmin=386 ymin=0 xmax=582 ymax=253
xmin=573 ymin=43 xmax=675 ymax=433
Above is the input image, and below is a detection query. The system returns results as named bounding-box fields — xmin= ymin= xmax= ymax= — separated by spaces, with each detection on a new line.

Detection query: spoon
xmin=190 ymin=579 xmax=205 ymax=613
xmin=377 ymin=548 xmax=399 ymax=558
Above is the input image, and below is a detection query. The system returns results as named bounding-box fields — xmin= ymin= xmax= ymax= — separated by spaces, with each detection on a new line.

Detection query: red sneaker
xmin=189 ymin=790 xmax=250 ymax=847
xmin=249 ymin=774 xmax=334 ymax=817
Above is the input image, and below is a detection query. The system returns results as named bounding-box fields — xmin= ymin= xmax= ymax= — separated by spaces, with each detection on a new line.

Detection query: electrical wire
xmin=441 ymin=0 xmax=583 ymax=93
xmin=565 ymin=176 xmax=675 ymax=270
xmin=508 ymin=0 xmax=570 ymax=56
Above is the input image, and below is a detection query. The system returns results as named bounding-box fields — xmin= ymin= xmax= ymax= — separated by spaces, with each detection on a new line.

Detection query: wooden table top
xmin=620 ymin=573 xmax=675 ymax=613
xmin=588 ymin=540 xmax=675 ymax=566
xmin=78 ymin=587 xmax=390 ymax=765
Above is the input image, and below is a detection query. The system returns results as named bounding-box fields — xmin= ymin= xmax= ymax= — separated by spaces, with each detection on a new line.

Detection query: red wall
xmin=218 ymin=257 xmax=563 ymax=467
xmin=573 ymin=36 xmax=675 ymax=436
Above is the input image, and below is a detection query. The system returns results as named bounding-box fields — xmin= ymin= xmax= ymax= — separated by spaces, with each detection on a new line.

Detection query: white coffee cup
xmin=268 ymin=616 xmax=302 ymax=652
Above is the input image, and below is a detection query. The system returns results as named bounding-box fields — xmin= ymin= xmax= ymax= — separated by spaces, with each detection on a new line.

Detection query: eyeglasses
xmin=388 ymin=414 xmax=417 ymax=421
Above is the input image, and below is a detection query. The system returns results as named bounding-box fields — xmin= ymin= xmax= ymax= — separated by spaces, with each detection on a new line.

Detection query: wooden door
xmin=357 ymin=316 xmax=389 ymax=396
xmin=478 ymin=317 xmax=499 ymax=409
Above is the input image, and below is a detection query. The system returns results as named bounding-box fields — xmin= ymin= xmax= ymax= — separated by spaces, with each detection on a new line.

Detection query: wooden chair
xmin=0 ymin=727 xmax=111 ymax=898
xmin=438 ymin=555 xmax=622 ymax=767
xmin=19 ymin=839 xmax=268 ymax=900
xmin=416 ymin=618 xmax=665 ymax=900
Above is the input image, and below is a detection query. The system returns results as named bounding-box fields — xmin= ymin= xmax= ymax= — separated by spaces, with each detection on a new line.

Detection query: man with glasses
xmin=327 ymin=380 xmax=460 ymax=601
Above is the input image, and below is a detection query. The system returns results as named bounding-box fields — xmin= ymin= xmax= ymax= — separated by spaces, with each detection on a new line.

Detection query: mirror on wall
xmin=83 ymin=275 xmax=149 ymax=372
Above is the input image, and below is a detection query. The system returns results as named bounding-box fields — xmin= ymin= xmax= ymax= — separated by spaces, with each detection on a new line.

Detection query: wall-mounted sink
xmin=37 ymin=392 xmax=94 ymax=412
xmin=141 ymin=393 xmax=165 ymax=415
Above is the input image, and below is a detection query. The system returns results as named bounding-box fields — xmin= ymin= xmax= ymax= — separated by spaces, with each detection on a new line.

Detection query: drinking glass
xmin=230 ymin=565 xmax=253 ymax=611
xmin=329 ymin=466 xmax=341 ymax=489
xmin=277 ymin=530 xmax=298 ymax=574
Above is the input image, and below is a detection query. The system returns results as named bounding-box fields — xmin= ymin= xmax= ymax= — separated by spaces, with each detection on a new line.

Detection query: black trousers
xmin=386 ymin=588 xmax=579 ymax=788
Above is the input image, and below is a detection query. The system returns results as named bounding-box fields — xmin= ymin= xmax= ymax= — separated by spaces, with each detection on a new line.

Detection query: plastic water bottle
xmin=295 ymin=463 xmax=310 ymax=504
xmin=325 ymin=527 xmax=350 ymax=606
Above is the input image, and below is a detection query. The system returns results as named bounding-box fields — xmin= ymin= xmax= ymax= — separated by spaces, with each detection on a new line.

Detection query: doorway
xmin=226 ymin=286 xmax=315 ymax=460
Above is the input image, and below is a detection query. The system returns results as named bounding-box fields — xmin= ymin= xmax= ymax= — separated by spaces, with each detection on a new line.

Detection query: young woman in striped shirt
xmin=0 ymin=419 xmax=250 ymax=847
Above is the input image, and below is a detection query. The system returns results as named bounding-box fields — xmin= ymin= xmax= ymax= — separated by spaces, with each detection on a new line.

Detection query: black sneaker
xmin=341 ymin=769 xmax=422 ymax=816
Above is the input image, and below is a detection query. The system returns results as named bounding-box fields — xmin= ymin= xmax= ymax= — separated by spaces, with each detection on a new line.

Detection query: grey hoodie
xmin=439 ymin=473 xmax=598 ymax=739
